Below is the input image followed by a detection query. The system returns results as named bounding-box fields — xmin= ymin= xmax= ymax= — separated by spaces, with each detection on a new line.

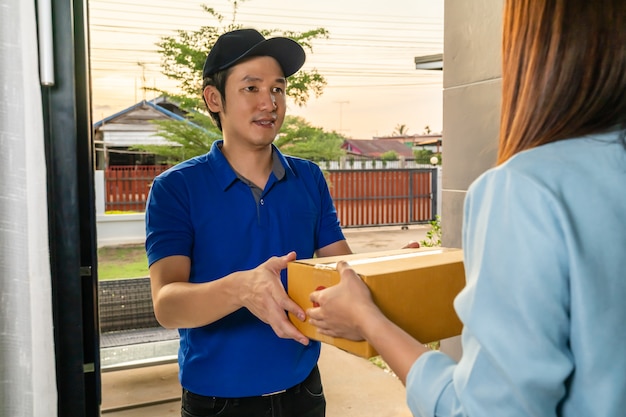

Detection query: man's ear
xmin=203 ymin=86 xmax=222 ymax=112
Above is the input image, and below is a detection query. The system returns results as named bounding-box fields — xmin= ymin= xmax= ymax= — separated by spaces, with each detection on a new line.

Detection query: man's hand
xmin=403 ymin=240 xmax=420 ymax=249
xmin=239 ymin=251 xmax=310 ymax=346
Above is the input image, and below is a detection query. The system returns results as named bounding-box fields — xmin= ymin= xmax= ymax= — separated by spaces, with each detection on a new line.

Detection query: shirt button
xmin=260 ymin=199 xmax=264 ymax=205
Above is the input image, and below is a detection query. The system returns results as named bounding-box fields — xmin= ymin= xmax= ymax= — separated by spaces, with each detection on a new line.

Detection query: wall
xmin=97 ymin=213 xmax=145 ymax=247
xmin=95 ymin=170 xmax=145 ymax=247
xmin=439 ymin=0 xmax=503 ymax=360
xmin=442 ymin=0 xmax=503 ymax=249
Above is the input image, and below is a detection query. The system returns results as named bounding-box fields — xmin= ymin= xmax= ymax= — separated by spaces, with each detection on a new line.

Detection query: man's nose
xmin=260 ymin=91 xmax=277 ymax=111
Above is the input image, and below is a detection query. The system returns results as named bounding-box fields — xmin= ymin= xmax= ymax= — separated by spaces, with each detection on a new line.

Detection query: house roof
xmin=414 ymin=53 xmax=443 ymax=70
xmin=93 ymin=96 xmax=188 ymax=130
xmin=341 ymin=139 xmax=414 ymax=158
xmin=414 ymin=137 xmax=441 ymax=146
xmin=92 ymin=96 xmax=218 ymax=147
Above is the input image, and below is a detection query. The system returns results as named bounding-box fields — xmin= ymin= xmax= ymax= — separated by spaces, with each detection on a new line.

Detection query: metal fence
xmin=104 ymin=165 xmax=169 ymax=212
xmin=103 ymin=165 xmax=437 ymax=226
xmin=327 ymin=169 xmax=436 ymax=227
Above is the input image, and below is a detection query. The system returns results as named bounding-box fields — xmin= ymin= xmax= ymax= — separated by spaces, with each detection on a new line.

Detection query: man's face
xmin=218 ymin=56 xmax=287 ymax=148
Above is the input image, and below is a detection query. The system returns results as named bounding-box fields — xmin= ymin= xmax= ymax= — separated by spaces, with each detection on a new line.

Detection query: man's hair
xmin=498 ymin=0 xmax=626 ymax=164
xmin=202 ymin=68 xmax=230 ymax=132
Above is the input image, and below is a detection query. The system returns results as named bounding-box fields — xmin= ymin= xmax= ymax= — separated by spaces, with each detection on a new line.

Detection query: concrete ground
xmin=100 ymin=224 xmax=431 ymax=417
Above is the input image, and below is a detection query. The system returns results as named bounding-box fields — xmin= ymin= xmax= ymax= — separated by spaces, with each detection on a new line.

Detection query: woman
xmin=307 ymin=1 xmax=626 ymax=416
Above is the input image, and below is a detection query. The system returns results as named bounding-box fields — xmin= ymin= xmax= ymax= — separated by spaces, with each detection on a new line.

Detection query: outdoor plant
xmin=420 ymin=215 xmax=442 ymax=247
xmin=421 ymin=215 xmax=442 ymax=351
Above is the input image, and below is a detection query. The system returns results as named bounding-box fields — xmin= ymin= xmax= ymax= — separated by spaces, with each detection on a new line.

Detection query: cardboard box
xmin=287 ymin=247 xmax=465 ymax=358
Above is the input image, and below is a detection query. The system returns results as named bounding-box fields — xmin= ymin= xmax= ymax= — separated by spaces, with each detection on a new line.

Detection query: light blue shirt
xmin=407 ymin=131 xmax=626 ymax=417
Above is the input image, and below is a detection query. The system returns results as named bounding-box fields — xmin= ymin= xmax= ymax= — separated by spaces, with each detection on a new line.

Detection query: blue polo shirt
xmin=145 ymin=140 xmax=345 ymax=397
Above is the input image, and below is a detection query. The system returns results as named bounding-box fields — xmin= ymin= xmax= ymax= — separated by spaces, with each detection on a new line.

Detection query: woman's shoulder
xmin=475 ymin=130 xmax=625 ymax=189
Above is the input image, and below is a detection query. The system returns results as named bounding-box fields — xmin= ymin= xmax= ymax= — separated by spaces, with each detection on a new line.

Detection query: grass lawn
xmin=97 ymin=243 xmax=149 ymax=280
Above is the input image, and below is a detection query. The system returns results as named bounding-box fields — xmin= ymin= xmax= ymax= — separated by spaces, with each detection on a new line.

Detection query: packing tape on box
xmin=313 ymin=249 xmax=444 ymax=270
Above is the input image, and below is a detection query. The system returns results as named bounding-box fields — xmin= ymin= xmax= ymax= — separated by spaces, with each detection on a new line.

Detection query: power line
xmin=88 ymin=0 xmax=445 ymax=131
xmin=88 ymin=0 xmax=443 ymax=26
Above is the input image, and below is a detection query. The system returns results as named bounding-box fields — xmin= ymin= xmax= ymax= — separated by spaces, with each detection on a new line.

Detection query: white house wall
xmin=102 ymin=129 xmax=173 ymax=147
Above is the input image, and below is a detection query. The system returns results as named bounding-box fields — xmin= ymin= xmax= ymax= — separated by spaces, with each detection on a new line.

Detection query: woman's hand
xmin=307 ymin=261 xmax=383 ymax=341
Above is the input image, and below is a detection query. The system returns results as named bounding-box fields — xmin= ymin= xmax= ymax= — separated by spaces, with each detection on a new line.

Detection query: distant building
xmin=412 ymin=134 xmax=442 ymax=154
xmin=93 ymin=96 xmax=189 ymax=169
xmin=342 ymin=138 xmax=413 ymax=159
xmin=343 ymin=133 xmax=442 ymax=160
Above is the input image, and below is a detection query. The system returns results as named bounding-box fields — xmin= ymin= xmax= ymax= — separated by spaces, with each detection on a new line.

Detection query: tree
xmin=156 ymin=4 xmax=329 ymax=110
xmin=131 ymin=113 xmax=222 ymax=164
xmin=136 ymin=1 xmax=335 ymax=164
xmin=380 ymin=150 xmax=399 ymax=161
xmin=413 ymin=148 xmax=434 ymax=164
xmin=275 ymin=116 xmax=346 ymax=162
xmin=392 ymin=124 xmax=410 ymax=136
xmin=413 ymin=148 xmax=442 ymax=165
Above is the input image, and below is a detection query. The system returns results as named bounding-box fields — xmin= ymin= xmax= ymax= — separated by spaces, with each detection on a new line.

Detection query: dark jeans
xmin=181 ymin=366 xmax=325 ymax=417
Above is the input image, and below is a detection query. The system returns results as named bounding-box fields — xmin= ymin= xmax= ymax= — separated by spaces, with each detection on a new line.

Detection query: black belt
xmin=182 ymin=365 xmax=318 ymax=412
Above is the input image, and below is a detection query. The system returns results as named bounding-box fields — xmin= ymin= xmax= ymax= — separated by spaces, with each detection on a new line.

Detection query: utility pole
xmin=137 ymin=62 xmax=146 ymax=101
xmin=334 ymin=100 xmax=350 ymax=133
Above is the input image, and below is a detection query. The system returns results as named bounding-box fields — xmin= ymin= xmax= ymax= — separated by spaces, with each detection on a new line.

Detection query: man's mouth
xmin=254 ymin=116 xmax=277 ymax=127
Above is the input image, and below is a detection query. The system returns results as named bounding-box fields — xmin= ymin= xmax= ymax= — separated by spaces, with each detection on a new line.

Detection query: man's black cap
xmin=202 ymin=28 xmax=306 ymax=78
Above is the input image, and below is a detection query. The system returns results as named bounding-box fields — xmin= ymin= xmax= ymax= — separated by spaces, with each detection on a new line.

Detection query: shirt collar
xmin=207 ymin=140 xmax=292 ymax=191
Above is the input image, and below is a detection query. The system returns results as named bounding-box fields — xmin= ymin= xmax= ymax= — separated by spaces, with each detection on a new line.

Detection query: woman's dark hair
xmin=498 ymin=0 xmax=626 ymax=164
xmin=202 ymin=69 xmax=230 ymax=131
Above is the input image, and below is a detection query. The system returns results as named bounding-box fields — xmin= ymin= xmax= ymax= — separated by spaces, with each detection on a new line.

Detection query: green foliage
xmin=413 ymin=149 xmax=442 ymax=165
xmin=155 ymin=3 xmax=329 ymax=112
xmin=413 ymin=148 xmax=434 ymax=164
xmin=274 ymin=116 xmax=346 ymax=162
xmin=134 ymin=113 xmax=347 ymax=165
xmin=392 ymin=123 xmax=409 ymax=136
xmin=131 ymin=113 xmax=222 ymax=163
xmin=380 ymin=150 xmax=399 ymax=161
xmin=369 ymin=356 xmax=396 ymax=376
xmin=420 ymin=215 xmax=442 ymax=247
xmin=146 ymin=1 xmax=334 ymax=164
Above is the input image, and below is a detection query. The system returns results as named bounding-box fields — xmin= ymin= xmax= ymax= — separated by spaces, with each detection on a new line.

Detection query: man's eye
xmin=244 ymin=86 xmax=257 ymax=92
xmin=272 ymin=87 xmax=284 ymax=94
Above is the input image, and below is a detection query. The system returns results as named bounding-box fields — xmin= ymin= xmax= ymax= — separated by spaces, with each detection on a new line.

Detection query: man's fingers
xmin=266 ymin=251 xmax=297 ymax=273
xmin=279 ymin=294 xmax=306 ymax=322
xmin=269 ymin=310 xmax=309 ymax=345
xmin=283 ymin=251 xmax=297 ymax=262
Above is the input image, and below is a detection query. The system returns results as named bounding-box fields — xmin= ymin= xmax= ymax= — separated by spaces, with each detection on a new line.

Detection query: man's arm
xmin=149 ymin=252 xmax=310 ymax=345
xmin=315 ymin=239 xmax=352 ymax=258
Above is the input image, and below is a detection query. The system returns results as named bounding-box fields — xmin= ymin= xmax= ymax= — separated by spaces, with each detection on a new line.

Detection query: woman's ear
xmin=203 ymin=86 xmax=222 ymax=113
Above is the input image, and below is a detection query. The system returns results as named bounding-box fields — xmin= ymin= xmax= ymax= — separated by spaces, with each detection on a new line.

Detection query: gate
xmin=328 ymin=168 xmax=436 ymax=227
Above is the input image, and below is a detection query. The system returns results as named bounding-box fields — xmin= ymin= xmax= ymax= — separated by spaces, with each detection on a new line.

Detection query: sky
xmin=88 ymin=0 xmax=444 ymax=139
